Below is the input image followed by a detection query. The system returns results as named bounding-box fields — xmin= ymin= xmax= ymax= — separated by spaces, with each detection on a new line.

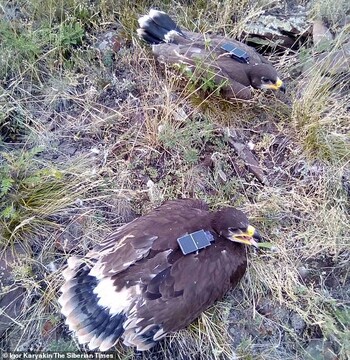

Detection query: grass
xmin=0 ymin=147 xmax=113 ymax=245
xmin=0 ymin=0 xmax=349 ymax=359
xmin=291 ymin=34 xmax=350 ymax=163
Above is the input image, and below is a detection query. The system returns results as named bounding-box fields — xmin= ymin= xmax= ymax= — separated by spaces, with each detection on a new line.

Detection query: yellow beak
xmin=263 ymin=77 xmax=285 ymax=92
xmin=230 ymin=225 xmax=260 ymax=248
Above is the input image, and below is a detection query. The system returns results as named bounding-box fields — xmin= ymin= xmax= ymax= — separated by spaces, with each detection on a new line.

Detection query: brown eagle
xmin=59 ymin=199 xmax=261 ymax=351
xmin=137 ymin=9 xmax=285 ymax=100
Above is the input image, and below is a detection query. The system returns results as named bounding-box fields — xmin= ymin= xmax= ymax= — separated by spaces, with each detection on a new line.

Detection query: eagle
xmin=59 ymin=198 xmax=261 ymax=351
xmin=137 ymin=9 xmax=285 ymax=100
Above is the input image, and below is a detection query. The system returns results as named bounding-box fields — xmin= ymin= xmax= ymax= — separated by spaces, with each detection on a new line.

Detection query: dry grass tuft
xmin=292 ymin=66 xmax=350 ymax=163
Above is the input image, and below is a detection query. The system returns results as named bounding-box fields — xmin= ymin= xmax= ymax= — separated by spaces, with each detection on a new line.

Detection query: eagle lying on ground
xmin=137 ymin=9 xmax=285 ymax=100
xmin=59 ymin=198 xmax=261 ymax=351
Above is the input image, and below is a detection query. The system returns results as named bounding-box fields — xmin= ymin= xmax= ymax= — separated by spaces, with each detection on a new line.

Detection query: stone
xmin=290 ymin=312 xmax=306 ymax=334
xmin=54 ymin=219 xmax=84 ymax=252
xmin=312 ymin=20 xmax=334 ymax=49
xmin=240 ymin=5 xmax=310 ymax=52
xmin=94 ymin=31 xmax=124 ymax=55
xmin=227 ymin=128 xmax=267 ymax=185
xmin=304 ymin=339 xmax=337 ymax=360
xmin=0 ymin=244 xmax=27 ymax=337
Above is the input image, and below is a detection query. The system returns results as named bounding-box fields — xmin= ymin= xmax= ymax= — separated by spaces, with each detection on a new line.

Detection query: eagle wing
xmin=121 ymin=238 xmax=247 ymax=349
xmin=86 ymin=198 xmax=209 ymax=278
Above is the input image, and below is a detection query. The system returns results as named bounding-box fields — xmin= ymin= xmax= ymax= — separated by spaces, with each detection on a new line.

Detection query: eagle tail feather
xmin=59 ymin=257 xmax=126 ymax=351
xmin=137 ymin=9 xmax=185 ymax=44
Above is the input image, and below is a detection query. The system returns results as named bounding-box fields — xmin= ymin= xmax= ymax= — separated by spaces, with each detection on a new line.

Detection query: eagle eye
xmin=228 ymin=227 xmax=246 ymax=232
xmin=261 ymin=76 xmax=271 ymax=84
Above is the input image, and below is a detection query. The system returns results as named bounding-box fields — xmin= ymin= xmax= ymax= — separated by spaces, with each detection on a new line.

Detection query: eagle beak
xmin=278 ymin=79 xmax=286 ymax=93
xmin=262 ymin=78 xmax=285 ymax=92
xmin=229 ymin=225 xmax=261 ymax=248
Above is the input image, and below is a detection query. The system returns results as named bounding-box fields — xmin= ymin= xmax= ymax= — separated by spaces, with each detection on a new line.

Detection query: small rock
xmin=0 ymin=244 xmax=27 ymax=337
xmin=147 ymin=180 xmax=162 ymax=203
xmin=201 ymin=154 xmax=214 ymax=168
xmin=158 ymin=124 xmax=166 ymax=134
xmin=247 ymin=141 xmax=255 ymax=150
xmin=95 ymin=31 xmax=123 ymax=54
xmin=256 ymin=299 xmax=273 ymax=316
xmin=304 ymin=339 xmax=337 ymax=360
xmin=46 ymin=261 xmax=58 ymax=273
xmin=217 ymin=169 xmax=227 ymax=182
xmin=0 ymin=4 xmax=24 ymax=21
xmin=55 ymin=220 xmax=84 ymax=252
xmin=173 ymin=107 xmax=188 ymax=122
xmin=315 ymin=45 xmax=350 ymax=75
xmin=256 ymin=299 xmax=290 ymax=324
xmin=227 ymin=128 xmax=267 ymax=185
xmin=64 ymin=145 xmax=77 ymax=156
xmin=290 ymin=312 xmax=306 ymax=334
xmin=313 ymin=20 xmax=334 ymax=49
xmin=90 ymin=147 xmax=100 ymax=154
xmin=42 ymin=320 xmax=54 ymax=337
xmin=74 ymin=198 xmax=84 ymax=207
xmin=297 ymin=265 xmax=310 ymax=280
